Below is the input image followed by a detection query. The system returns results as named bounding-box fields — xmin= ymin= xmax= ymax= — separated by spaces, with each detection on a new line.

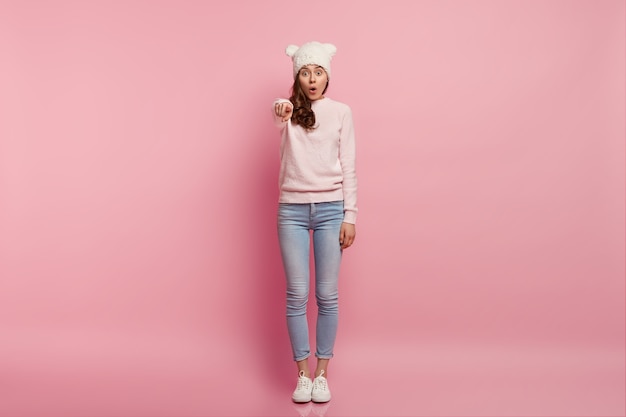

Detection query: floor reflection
xmin=292 ymin=401 xmax=331 ymax=417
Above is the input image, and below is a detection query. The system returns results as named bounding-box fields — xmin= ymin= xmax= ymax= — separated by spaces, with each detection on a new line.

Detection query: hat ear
xmin=322 ymin=43 xmax=337 ymax=57
xmin=285 ymin=44 xmax=299 ymax=57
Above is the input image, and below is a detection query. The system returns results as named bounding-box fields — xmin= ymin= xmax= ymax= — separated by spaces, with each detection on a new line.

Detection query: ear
xmin=322 ymin=43 xmax=337 ymax=57
xmin=285 ymin=45 xmax=299 ymax=57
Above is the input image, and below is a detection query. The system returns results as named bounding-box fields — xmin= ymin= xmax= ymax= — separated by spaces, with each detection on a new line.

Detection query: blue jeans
xmin=277 ymin=201 xmax=344 ymax=361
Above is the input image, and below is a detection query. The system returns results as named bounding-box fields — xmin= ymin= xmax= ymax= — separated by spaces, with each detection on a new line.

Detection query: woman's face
xmin=298 ymin=65 xmax=328 ymax=101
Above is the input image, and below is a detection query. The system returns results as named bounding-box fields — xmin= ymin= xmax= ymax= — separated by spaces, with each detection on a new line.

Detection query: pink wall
xmin=0 ymin=1 xmax=624 ymax=416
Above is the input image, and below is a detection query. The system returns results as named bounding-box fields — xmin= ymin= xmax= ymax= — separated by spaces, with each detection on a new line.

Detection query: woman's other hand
xmin=339 ymin=222 xmax=356 ymax=249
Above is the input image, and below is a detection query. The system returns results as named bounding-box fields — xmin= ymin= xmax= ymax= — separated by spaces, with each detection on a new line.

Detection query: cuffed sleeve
xmin=339 ymin=107 xmax=358 ymax=224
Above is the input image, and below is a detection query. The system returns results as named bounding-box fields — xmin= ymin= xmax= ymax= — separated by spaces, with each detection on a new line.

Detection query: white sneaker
xmin=292 ymin=370 xmax=313 ymax=403
xmin=311 ymin=370 xmax=331 ymax=403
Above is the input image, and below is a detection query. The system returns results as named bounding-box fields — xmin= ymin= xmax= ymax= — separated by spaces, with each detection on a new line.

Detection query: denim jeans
xmin=277 ymin=201 xmax=344 ymax=361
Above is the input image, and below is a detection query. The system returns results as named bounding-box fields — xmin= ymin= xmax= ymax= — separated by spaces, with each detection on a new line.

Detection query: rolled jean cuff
xmin=294 ymin=353 xmax=311 ymax=362
xmin=315 ymin=353 xmax=334 ymax=360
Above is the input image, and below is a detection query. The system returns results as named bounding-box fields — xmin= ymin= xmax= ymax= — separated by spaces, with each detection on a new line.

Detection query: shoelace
xmin=297 ymin=371 xmax=311 ymax=389
xmin=313 ymin=371 xmax=328 ymax=391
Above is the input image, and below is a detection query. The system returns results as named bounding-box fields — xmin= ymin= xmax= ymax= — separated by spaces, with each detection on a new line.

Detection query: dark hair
xmin=288 ymin=74 xmax=329 ymax=130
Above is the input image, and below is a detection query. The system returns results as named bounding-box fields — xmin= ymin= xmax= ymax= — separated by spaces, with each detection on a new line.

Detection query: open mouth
xmin=308 ymin=87 xmax=318 ymax=95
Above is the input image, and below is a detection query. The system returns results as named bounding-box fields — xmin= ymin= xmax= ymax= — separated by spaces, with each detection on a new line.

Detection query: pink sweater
xmin=273 ymin=97 xmax=358 ymax=224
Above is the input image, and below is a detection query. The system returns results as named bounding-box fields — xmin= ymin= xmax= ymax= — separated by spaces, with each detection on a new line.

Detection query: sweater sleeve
xmin=272 ymin=98 xmax=292 ymax=128
xmin=339 ymin=107 xmax=358 ymax=224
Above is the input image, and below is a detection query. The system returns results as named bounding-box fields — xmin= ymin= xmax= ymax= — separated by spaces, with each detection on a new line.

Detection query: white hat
xmin=286 ymin=41 xmax=337 ymax=79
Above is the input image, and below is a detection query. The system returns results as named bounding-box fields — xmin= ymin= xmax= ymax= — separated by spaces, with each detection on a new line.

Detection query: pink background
xmin=1 ymin=1 xmax=624 ymax=416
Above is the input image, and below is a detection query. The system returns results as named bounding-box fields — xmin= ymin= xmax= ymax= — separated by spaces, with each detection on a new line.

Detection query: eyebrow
xmin=301 ymin=66 xmax=324 ymax=71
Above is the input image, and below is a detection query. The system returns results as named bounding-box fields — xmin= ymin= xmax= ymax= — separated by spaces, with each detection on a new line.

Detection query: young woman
xmin=272 ymin=41 xmax=358 ymax=403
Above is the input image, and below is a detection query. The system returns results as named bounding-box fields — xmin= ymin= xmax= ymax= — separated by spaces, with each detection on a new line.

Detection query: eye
xmin=300 ymin=70 xmax=309 ymax=77
xmin=315 ymin=70 xmax=323 ymax=76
